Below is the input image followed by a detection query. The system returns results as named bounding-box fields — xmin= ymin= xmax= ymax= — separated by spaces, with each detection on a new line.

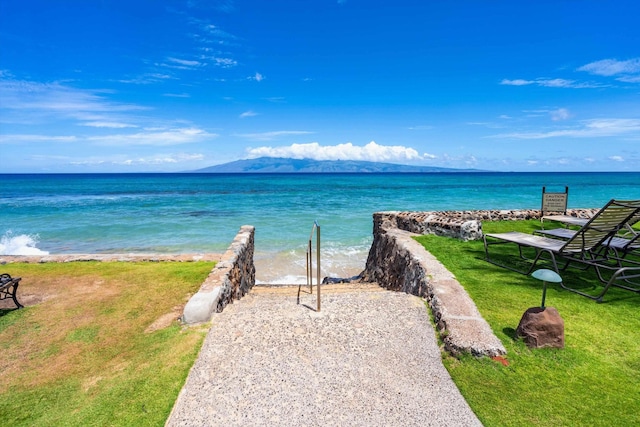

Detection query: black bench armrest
xmin=0 ymin=273 xmax=24 ymax=309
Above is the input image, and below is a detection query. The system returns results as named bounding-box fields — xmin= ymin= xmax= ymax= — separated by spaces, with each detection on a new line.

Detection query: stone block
xmin=182 ymin=225 xmax=255 ymax=324
xmin=182 ymin=287 xmax=223 ymax=324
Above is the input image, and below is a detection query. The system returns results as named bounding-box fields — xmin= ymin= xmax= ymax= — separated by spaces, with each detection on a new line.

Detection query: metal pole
xmin=305 ymin=249 xmax=311 ymax=294
xmin=308 ymin=240 xmax=313 ymax=293
xmin=316 ymin=224 xmax=321 ymax=312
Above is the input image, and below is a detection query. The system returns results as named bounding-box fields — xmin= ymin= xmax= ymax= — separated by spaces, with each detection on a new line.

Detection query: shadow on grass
xmin=0 ymin=307 xmax=21 ymax=318
xmin=502 ymin=326 xmax=518 ymax=340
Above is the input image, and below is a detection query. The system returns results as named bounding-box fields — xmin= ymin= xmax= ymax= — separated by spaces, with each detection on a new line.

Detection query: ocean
xmin=1 ymin=172 xmax=639 ymax=283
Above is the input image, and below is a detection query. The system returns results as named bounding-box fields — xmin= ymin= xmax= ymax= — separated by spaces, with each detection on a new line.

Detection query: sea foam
xmin=0 ymin=232 xmax=50 ymax=255
xmin=253 ymin=242 xmax=368 ymax=285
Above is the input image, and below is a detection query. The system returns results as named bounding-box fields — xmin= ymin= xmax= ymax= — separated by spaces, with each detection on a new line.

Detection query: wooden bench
xmin=0 ymin=273 xmax=23 ymax=309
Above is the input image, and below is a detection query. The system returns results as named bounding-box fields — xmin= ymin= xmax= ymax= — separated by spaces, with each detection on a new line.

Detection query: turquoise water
xmin=1 ymin=172 xmax=639 ymax=282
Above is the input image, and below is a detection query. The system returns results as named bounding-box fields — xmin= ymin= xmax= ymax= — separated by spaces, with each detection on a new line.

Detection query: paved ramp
xmin=167 ymin=283 xmax=482 ymax=426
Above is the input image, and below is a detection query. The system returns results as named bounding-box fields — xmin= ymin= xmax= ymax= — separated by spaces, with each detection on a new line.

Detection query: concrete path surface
xmin=166 ymin=283 xmax=482 ymax=427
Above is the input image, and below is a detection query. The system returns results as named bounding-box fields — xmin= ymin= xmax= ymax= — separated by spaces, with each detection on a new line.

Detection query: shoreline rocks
xmin=0 ymin=253 xmax=222 ymax=264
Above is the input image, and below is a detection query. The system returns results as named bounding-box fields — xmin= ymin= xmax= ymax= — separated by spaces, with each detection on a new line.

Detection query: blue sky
xmin=1 ymin=0 xmax=639 ymax=172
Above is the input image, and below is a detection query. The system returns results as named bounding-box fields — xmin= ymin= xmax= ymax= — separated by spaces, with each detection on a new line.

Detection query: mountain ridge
xmin=193 ymin=157 xmax=484 ymax=173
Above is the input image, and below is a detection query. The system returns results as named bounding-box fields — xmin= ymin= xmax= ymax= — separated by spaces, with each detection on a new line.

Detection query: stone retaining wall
xmin=362 ymin=207 xmax=597 ymax=355
xmin=182 ymin=225 xmax=256 ymax=324
xmin=363 ymin=212 xmax=512 ymax=357
xmin=378 ymin=208 xmax=597 ymax=241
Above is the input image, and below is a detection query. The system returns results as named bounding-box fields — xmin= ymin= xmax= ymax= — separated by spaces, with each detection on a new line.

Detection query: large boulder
xmin=516 ymin=306 xmax=565 ymax=349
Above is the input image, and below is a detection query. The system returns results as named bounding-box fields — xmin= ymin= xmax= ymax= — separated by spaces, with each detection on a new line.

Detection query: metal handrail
xmin=298 ymin=220 xmax=321 ymax=311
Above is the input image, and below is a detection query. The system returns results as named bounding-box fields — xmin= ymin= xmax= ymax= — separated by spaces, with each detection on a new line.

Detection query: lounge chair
xmin=483 ymin=199 xmax=640 ymax=302
xmin=540 ymin=214 xmax=588 ymax=229
xmin=534 ymin=210 xmax=640 ymax=261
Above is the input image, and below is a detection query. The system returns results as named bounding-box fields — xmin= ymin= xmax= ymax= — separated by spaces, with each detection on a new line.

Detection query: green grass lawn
xmin=0 ymin=261 xmax=214 ymax=427
xmin=415 ymin=220 xmax=640 ymax=427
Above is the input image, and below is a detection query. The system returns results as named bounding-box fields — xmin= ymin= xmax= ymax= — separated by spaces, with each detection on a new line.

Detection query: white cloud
xmin=202 ymin=24 xmax=237 ymax=40
xmin=163 ymin=93 xmax=191 ymax=98
xmin=523 ymin=109 xmax=548 ymax=117
xmin=0 ymin=134 xmax=77 ymax=144
xmin=609 ymin=155 xmax=624 ymax=162
xmin=166 ymin=57 xmax=203 ymax=68
xmin=537 ymin=79 xmax=576 ymax=88
xmin=501 ymin=79 xmax=534 ymax=86
xmin=578 ymin=58 xmax=640 ymax=76
xmin=492 ymin=118 xmax=640 ymax=139
xmin=0 ymin=77 xmax=219 ymax=150
xmin=501 ymin=78 xmax=601 ymax=89
xmin=212 ymin=57 xmax=237 ymax=68
xmin=239 ymin=110 xmax=258 ymax=118
xmin=68 ymin=159 xmax=107 ymax=166
xmin=263 ymin=97 xmax=286 ymax=103
xmin=87 ymin=127 xmax=218 ymax=146
xmin=249 ymin=72 xmax=265 ymax=82
xmin=1 ymin=128 xmax=216 ymax=147
xmin=80 ymin=121 xmax=138 ymax=128
xmin=115 ymin=153 xmax=205 ymax=165
xmin=617 ymin=75 xmax=640 ymax=83
xmin=503 ymin=59 xmax=640 ymax=90
xmin=68 ymin=153 xmax=204 ymax=167
xmin=0 ymin=78 xmax=148 ymax=126
xmin=245 ymin=141 xmax=435 ymax=163
xmin=234 ymin=130 xmax=313 ymax=141
xmin=578 ymin=118 xmax=640 ymax=134
xmin=550 ymin=108 xmax=571 ymax=121
xmin=118 ymin=73 xmax=174 ymax=84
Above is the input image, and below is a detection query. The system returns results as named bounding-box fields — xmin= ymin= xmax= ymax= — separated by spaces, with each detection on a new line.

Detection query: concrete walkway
xmin=166 ymin=283 xmax=482 ymax=427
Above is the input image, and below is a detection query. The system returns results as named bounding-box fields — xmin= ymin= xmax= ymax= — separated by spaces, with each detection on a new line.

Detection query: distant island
xmin=192 ymin=157 xmax=484 ymax=173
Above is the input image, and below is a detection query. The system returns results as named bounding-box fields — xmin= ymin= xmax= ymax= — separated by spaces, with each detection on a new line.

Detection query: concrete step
xmin=251 ymin=281 xmax=383 ymax=296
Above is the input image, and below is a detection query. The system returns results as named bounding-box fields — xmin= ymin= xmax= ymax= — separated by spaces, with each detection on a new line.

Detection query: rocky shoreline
xmin=0 ymin=253 xmax=221 ymax=264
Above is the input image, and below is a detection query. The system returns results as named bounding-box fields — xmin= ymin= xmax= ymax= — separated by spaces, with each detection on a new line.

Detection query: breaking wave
xmin=0 ymin=232 xmax=50 ymax=255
